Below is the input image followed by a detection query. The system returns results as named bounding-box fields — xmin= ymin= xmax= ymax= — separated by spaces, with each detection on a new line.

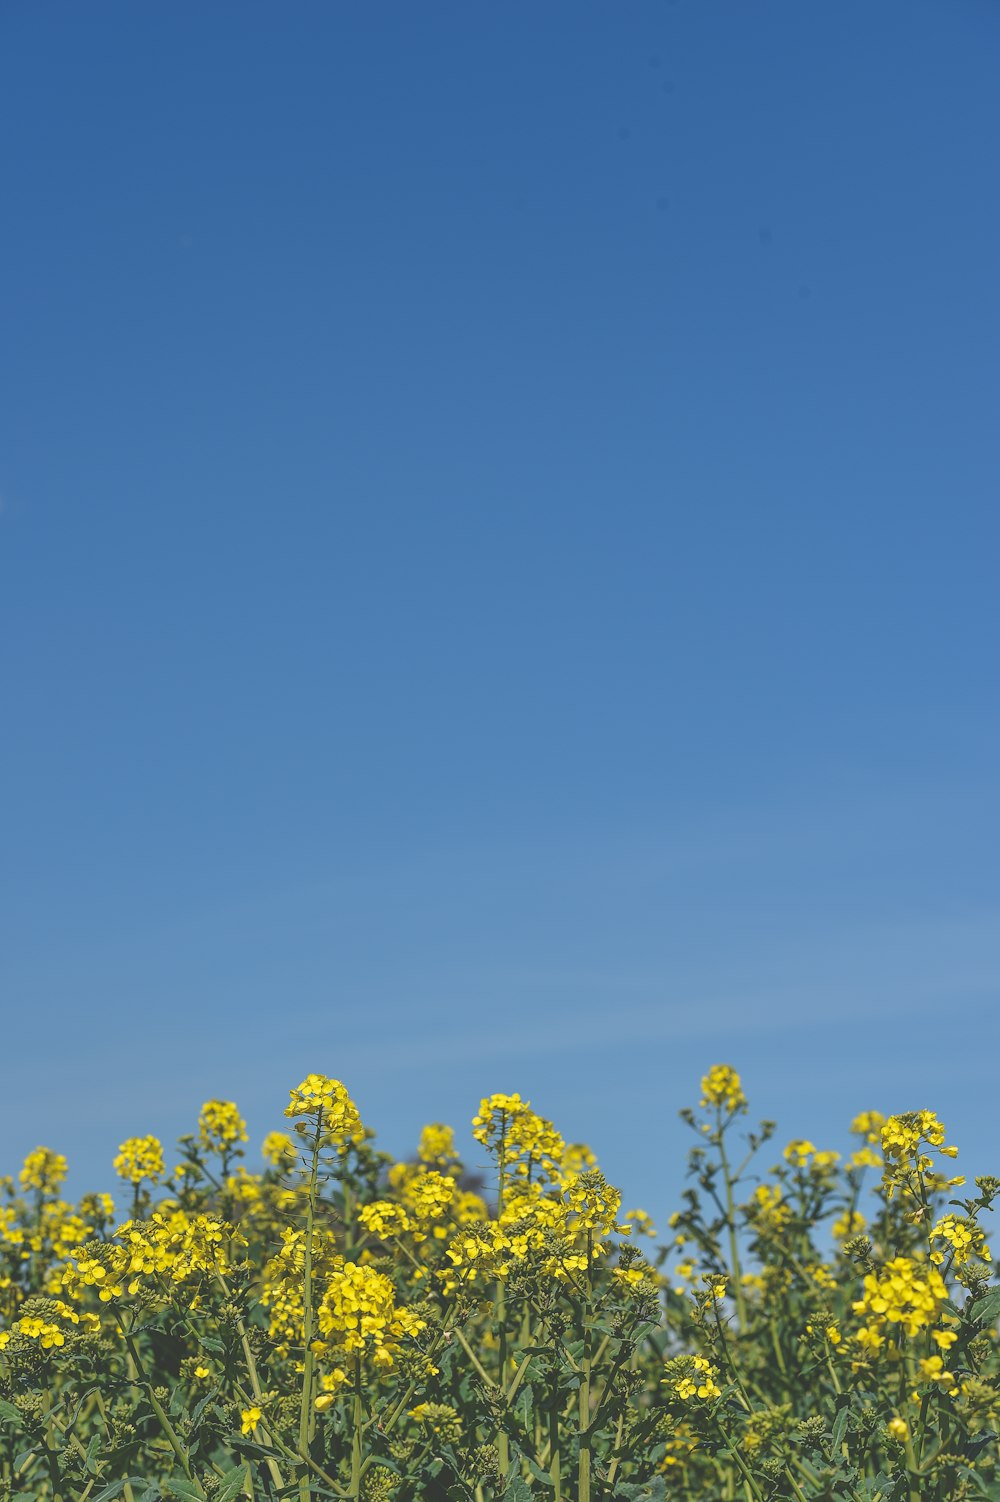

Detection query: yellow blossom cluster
xmin=699 ymin=1064 xmax=747 ymax=1114
xmin=665 ymin=1355 xmax=722 ymax=1402
xmin=113 ymin=1135 xmax=165 ymax=1185
xmin=315 ymin=1262 xmax=426 ymax=1368
xmin=472 ymin=1093 xmax=565 ymax=1183
xmin=880 ymin=1111 xmax=962 ymax=1201
xmin=60 ymin=1210 xmax=238 ymax=1304
xmin=19 ymin=1148 xmax=68 ymax=1195
xmin=417 ymin=1124 xmax=458 ymax=1166
xmin=262 ymin=1130 xmax=297 ymax=1166
xmin=1 ymin=1063 xmax=997 ymax=1502
xmin=285 ymin=1074 xmax=364 ymax=1148
xmin=930 ymin=1212 xmax=992 ymax=1269
xmin=847 ymin=1110 xmax=887 ymax=1168
xmin=851 ymin=1255 xmax=950 ymax=1345
xmin=198 ymin=1099 xmax=248 ymax=1151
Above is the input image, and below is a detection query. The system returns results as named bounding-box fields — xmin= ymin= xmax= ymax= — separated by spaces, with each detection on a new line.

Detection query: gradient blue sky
xmin=2 ymin=2 xmax=998 ymax=1223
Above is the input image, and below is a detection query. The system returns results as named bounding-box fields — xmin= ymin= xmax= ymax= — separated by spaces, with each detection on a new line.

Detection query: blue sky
xmin=1 ymin=2 xmax=998 ymax=1225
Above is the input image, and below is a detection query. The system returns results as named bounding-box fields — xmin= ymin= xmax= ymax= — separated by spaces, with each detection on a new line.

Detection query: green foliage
xmin=1 ymin=1070 xmax=998 ymax=1500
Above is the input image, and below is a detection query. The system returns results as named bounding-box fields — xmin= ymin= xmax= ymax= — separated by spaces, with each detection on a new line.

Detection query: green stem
xmin=298 ymin=1120 xmax=323 ymax=1502
xmin=548 ymin=1365 xmax=562 ymax=1502
xmin=578 ymin=1233 xmax=593 ymax=1502
xmin=495 ymin=1120 xmax=510 ymax=1480
xmin=454 ymin=1326 xmax=495 ymax=1387
xmin=717 ymin=1111 xmax=748 ymax=1334
xmin=117 ymin=1319 xmax=205 ymax=1496
xmin=351 ymin=1352 xmax=364 ymax=1502
xmin=214 ymin=1271 xmax=286 ymax=1494
xmin=713 ymin=1424 xmax=768 ymax=1502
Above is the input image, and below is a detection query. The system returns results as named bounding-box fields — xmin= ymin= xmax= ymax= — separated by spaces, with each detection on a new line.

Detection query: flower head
xmin=114 ymin=1136 xmax=165 ymax=1185
xmin=699 ymin=1065 xmax=747 ymax=1114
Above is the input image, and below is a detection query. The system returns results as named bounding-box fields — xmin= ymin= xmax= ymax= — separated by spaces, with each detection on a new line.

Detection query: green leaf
xmin=503 ymin=1475 xmax=534 ymax=1502
xmin=163 ymin=1481 xmax=206 ymax=1501
xmin=0 ymin=1400 xmax=22 ymax=1428
xmin=215 ymin=1463 xmax=249 ymax=1502
xmin=968 ymin=1288 xmax=1000 ymax=1328
xmin=831 ymin=1403 xmax=850 ymax=1449
xmin=91 ymin=1482 xmax=147 ymax=1502
xmin=137 ymin=1487 xmax=162 ymax=1502
xmin=613 ymin=1480 xmax=667 ymax=1502
xmin=960 ymin=1469 xmax=1000 ymax=1502
xmin=88 ymin=1484 xmax=127 ymax=1502
xmin=85 ymin=1432 xmax=102 ymax=1474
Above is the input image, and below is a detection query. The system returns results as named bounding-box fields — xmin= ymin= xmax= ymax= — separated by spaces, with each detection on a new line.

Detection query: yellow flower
xmin=624 ymin=1208 xmax=656 ymax=1238
xmin=832 ymin=1209 xmax=866 ymax=1240
xmin=887 ymin=1417 xmax=909 ymax=1442
xmin=667 ymin=1355 xmax=722 ymax=1402
xmin=917 ymin=1355 xmax=958 ymax=1393
xmin=19 ymin=1148 xmax=68 ymax=1195
xmin=929 ymin=1213 xmax=991 ymax=1269
xmin=417 ymin=1123 xmax=458 ymax=1165
xmin=240 ymin=1406 xmax=262 ymax=1436
xmin=198 ymin=1100 xmax=248 ymax=1152
xmin=850 ymin=1111 xmax=886 ymax=1144
xmin=358 ymin=1201 xmax=413 ymax=1240
xmin=194 ymin=1365 xmax=210 ymax=1380
xmin=113 ymin=1136 xmax=165 ymax=1185
xmin=562 ymin=1143 xmax=598 ymax=1174
xmin=285 ymin=1075 xmax=363 ymax=1148
xmin=699 ymin=1065 xmax=746 ymax=1114
xmin=317 ymin=1262 xmax=426 ymax=1366
xmin=315 ymin=1368 xmax=349 ymax=1410
xmin=783 ymin=1139 xmax=815 ymax=1167
xmin=472 ymin=1094 xmax=565 ymax=1182
xmin=851 ymin=1256 xmax=948 ymax=1340
xmin=261 ymin=1131 xmax=297 ymax=1167
xmin=402 ymin=1172 xmax=456 ymax=1230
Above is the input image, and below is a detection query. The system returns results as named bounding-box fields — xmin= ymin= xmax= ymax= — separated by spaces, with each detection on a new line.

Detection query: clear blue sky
xmin=2 ymin=3 xmax=998 ymax=1224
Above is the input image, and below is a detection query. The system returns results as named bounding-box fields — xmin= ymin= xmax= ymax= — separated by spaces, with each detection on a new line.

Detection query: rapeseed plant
xmin=0 ymin=1068 xmax=997 ymax=1502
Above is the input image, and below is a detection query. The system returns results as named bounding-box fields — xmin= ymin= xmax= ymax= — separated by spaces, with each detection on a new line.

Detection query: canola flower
xmin=198 ymin=1099 xmax=248 ymax=1152
xmin=113 ymin=1135 xmax=165 ymax=1185
xmin=0 ymin=1066 xmax=997 ymax=1502
xmin=285 ymin=1072 xmax=364 ymax=1148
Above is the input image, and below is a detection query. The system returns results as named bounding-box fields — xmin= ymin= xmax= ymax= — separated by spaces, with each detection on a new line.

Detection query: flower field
xmin=2 ymin=1069 xmax=998 ymax=1502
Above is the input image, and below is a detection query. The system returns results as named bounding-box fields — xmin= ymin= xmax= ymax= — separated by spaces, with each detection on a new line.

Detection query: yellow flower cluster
xmin=699 ymin=1064 xmax=746 ymax=1114
xmin=113 ymin=1136 xmax=165 ymax=1185
xmin=880 ymin=1111 xmax=962 ymax=1201
xmin=930 ymin=1213 xmax=991 ymax=1269
xmin=260 ymin=1224 xmax=340 ymax=1355
xmin=666 ymin=1355 xmax=722 ymax=1402
xmin=2 ymin=1064 xmax=996 ymax=1502
xmin=417 ymin=1124 xmax=458 ymax=1165
xmin=316 ymin=1262 xmax=426 ymax=1368
xmin=444 ymin=1169 xmax=626 ymax=1286
xmin=19 ymin=1148 xmax=68 ymax=1195
xmin=261 ymin=1130 xmax=297 ymax=1166
xmin=358 ymin=1201 xmax=413 ymax=1240
xmin=62 ymin=1211 xmax=237 ymax=1303
xmin=0 ymin=1298 xmax=99 ymax=1351
xmin=284 ymin=1074 xmax=363 ymax=1147
xmin=748 ymin=1183 xmax=791 ymax=1235
xmin=198 ymin=1100 xmax=248 ymax=1151
xmin=403 ymin=1171 xmax=456 ymax=1233
xmin=783 ymin=1139 xmax=815 ymax=1167
xmin=472 ymin=1093 xmax=565 ymax=1183
xmin=851 ymin=1255 xmax=949 ymax=1345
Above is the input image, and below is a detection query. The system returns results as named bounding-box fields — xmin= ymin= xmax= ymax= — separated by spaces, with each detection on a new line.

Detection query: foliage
xmin=1 ymin=1068 xmax=998 ymax=1502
